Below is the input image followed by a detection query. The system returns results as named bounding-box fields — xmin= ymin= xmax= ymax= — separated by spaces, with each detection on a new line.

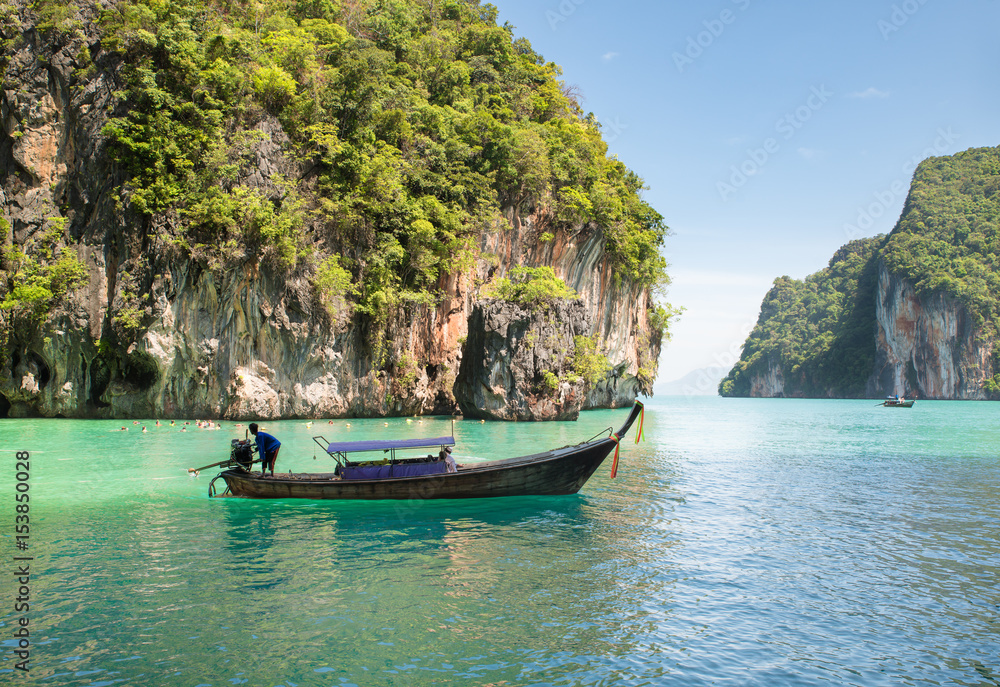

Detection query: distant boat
xmin=200 ymin=401 xmax=645 ymax=500
xmin=881 ymin=397 xmax=915 ymax=408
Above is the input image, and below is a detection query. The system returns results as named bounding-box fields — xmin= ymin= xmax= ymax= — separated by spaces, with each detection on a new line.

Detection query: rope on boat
xmin=587 ymin=427 xmax=615 ymax=443
xmin=634 ymin=405 xmax=645 ymax=444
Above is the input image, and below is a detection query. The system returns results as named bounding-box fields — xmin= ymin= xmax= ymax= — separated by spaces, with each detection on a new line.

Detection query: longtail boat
xmin=881 ymin=397 xmax=915 ymax=408
xmin=202 ymin=401 xmax=645 ymax=500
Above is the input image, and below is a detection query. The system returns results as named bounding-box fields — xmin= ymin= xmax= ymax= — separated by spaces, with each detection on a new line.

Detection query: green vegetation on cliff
xmin=881 ymin=147 xmax=1000 ymax=331
xmin=97 ymin=0 xmax=665 ymax=285
xmin=719 ymin=236 xmax=884 ymax=398
xmin=722 ymin=145 xmax=1000 ymax=398
xmin=482 ymin=265 xmax=577 ymax=307
xmin=1 ymin=0 xmax=670 ymax=368
xmin=0 ymin=218 xmax=87 ymax=356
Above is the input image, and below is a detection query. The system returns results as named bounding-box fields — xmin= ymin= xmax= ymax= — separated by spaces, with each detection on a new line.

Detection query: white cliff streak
xmin=868 ymin=265 xmax=993 ymax=399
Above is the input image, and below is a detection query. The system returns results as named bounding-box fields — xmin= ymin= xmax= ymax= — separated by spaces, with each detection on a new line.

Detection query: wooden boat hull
xmin=214 ymin=402 xmax=643 ymax=500
xmin=882 ymin=400 xmax=914 ymax=408
xmin=219 ymin=439 xmax=617 ymax=499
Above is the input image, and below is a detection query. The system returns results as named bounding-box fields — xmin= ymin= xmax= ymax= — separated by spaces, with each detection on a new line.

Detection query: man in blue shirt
xmin=248 ymin=423 xmax=281 ymax=477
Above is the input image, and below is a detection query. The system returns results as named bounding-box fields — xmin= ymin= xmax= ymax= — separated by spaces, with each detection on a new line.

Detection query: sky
xmin=489 ymin=0 xmax=1000 ymax=391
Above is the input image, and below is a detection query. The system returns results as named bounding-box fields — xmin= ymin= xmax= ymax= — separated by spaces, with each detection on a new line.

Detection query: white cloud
xmin=797 ymin=147 xmax=822 ymax=159
xmin=602 ymin=51 xmax=619 ymax=61
xmin=848 ymin=87 xmax=889 ymax=99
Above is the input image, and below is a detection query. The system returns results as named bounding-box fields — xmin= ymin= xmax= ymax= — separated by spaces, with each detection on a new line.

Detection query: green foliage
xmin=314 ymin=253 xmax=355 ymax=312
xmin=572 ymin=334 xmax=610 ymax=385
xmin=720 ymin=236 xmax=885 ymax=398
xmin=394 ymin=350 xmax=419 ymax=393
xmin=0 ymin=2 xmax=23 ymax=46
xmin=185 ymin=186 xmax=304 ymax=269
xmin=15 ymin=0 xmax=670 ymax=365
xmin=92 ymin=0 xmax=667 ymax=272
xmin=541 ymin=370 xmax=559 ymax=393
xmin=880 ymin=147 xmax=1000 ymax=330
xmin=110 ymin=271 xmax=146 ymax=340
xmin=1 ymin=220 xmax=88 ymax=322
xmin=483 ymin=265 xmax=576 ymax=308
xmin=33 ymin=0 xmax=83 ymax=39
xmin=556 ymin=186 xmax=593 ymax=223
xmin=0 ymin=218 xmax=88 ymax=360
xmin=252 ymin=65 xmax=297 ymax=111
xmin=984 ymin=374 xmax=1000 ymax=394
xmin=649 ymin=302 xmax=683 ymax=340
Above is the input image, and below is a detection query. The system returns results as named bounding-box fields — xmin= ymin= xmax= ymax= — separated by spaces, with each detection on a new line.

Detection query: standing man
xmin=249 ymin=423 xmax=281 ymax=477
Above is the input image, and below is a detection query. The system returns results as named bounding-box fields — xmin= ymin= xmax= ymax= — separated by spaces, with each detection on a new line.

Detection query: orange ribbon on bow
xmin=609 ymin=432 xmax=621 ymax=479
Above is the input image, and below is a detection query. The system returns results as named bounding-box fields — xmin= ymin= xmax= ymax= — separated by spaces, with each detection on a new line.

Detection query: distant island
xmin=721 ymin=146 xmax=1000 ymax=400
xmin=655 ymin=367 xmax=728 ymax=396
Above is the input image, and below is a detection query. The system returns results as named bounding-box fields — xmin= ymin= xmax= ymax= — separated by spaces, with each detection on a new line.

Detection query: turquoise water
xmin=1 ymin=398 xmax=998 ymax=685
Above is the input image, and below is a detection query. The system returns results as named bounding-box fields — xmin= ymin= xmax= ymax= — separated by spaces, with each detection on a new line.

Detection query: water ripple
xmin=1 ymin=400 xmax=998 ymax=684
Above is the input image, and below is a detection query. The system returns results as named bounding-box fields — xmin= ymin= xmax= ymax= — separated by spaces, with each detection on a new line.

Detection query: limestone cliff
xmin=721 ymin=147 xmax=999 ymax=400
xmin=867 ymin=265 xmax=994 ymax=399
xmin=0 ymin=7 xmax=666 ymax=419
xmin=484 ymin=206 xmax=659 ymax=410
xmin=748 ymin=357 xmax=785 ymax=398
xmin=454 ymin=299 xmax=589 ymax=421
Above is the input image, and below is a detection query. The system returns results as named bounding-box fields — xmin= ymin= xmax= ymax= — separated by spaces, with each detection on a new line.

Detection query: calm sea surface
xmin=1 ymin=397 xmax=998 ymax=686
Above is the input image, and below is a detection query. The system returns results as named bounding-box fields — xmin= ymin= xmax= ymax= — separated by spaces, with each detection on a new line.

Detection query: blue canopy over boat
xmin=324 ymin=436 xmax=455 ymax=454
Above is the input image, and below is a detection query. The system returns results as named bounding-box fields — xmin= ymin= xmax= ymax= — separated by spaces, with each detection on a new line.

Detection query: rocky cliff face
xmin=485 ymin=206 xmax=658 ymax=409
xmin=867 ymin=264 xmax=993 ymax=399
xmin=732 ymin=261 xmax=996 ymax=401
xmin=747 ymin=358 xmax=785 ymax=398
xmin=723 ymin=145 xmax=1000 ymax=401
xmin=454 ymin=299 xmax=589 ymax=421
xmin=0 ymin=19 xmax=662 ymax=419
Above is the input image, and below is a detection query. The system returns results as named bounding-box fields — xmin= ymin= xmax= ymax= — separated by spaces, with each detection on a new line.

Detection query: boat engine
xmin=230 ymin=439 xmax=255 ymax=471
